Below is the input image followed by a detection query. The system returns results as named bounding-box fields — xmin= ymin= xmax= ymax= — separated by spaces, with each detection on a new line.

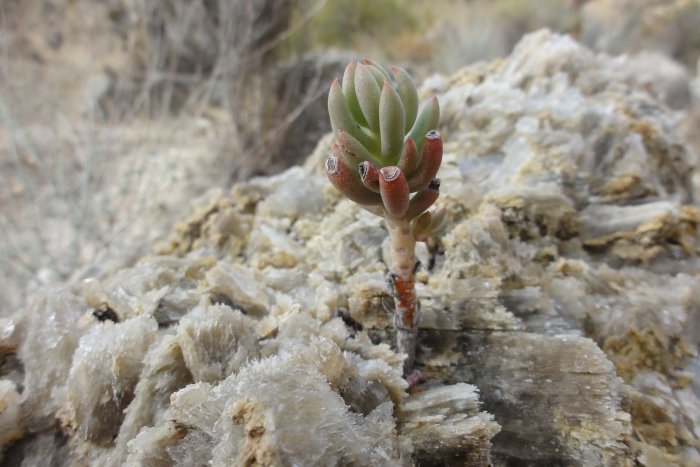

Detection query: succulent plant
xmin=326 ymin=59 xmax=444 ymax=379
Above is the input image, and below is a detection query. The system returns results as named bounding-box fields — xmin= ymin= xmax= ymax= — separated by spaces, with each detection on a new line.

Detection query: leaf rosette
xmin=326 ymin=59 xmax=445 ymax=237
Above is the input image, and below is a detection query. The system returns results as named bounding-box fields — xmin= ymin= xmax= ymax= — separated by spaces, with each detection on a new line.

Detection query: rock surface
xmin=2 ymin=30 xmax=700 ymax=465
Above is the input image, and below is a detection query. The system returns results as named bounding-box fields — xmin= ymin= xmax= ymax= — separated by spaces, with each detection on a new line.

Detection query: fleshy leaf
xmin=326 ymin=155 xmax=382 ymax=206
xmin=397 ymin=137 xmax=419 ymax=176
xmin=359 ymin=160 xmax=380 ymax=192
xmin=379 ymin=166 xmax=410 ymax=218
xmin=379 ymin=82 xmax=406 ymax=163
xmin=407 ymin=96 xmax=440 ymax=155
xmin=403 ymin=179 xmax=439 ymax=220
xmin=342 ymin=62 xmax=369 ymax=127
xmin=363 ymin=58 xmax=393 ymax=83
xmin=429 ymin=207 xmax=447 ymax=232
xmin=328 ymin=79 xmax=377 ymax=151
xmin=408 ymin=130 xmax=443 ymax=192
xmin=354 ymin=64 xmax=382 ymax=133
xmin=391 ymin=66 xmax=418 ymax=133
xmin=337 ymin=130 xmax=381 ymax=165
xmin=412 ymin=211 xmax=433 ymax=237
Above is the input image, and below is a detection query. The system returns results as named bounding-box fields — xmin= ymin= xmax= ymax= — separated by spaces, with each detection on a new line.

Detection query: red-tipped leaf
xmin=408 ymin=130 xmax=443 ymax=192
xmin=326 ymin=155 xmax=382 ymax=206
xmin=397 ymin=138 xmax=419 ymax=176
xmin=379 ymin=166 xmax=410 ymax=218
xmin=359 ymin=161 xmax=380 ymax=192
xmin=408 ymin=96 xmax=440 ymax=155
xmin=403 ymin=178 xmax=440 ymax=220
xmin=331 ymin=142 xmax=356 ymax=168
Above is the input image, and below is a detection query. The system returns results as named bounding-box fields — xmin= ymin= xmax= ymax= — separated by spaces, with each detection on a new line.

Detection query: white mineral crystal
xmin=14 ymin=288 xmax=88 ymax=430
xmin=0 ymin=380 xmax=23 ymax=449
xmin=176 ymin=300 xmax=259 ymax=383
xmin=205 ymin=262 xmax=272 ymax=316
xmin=60 ymin=314 xmax=158 ymax=444
xmin=123 ymin=338 xmax=412 ymax=466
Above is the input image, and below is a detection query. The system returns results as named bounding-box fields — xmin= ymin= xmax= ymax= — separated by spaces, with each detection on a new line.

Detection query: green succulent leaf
xmin=328 ymin=79 xmax=377 ymax=151
xmin=407 ymin=96 xmax=440 ymax=155
xmin=337 ymin=130 xmax=382 ymax=165
xmin=391 ymin=66 xmax=419 ymax=133
xmin=354 ymin=64 xmax=382 ymax=133
xmin=363 ymin=58 xmax=393 ymax=83
xmin=429 ymin=207 xmax=448 ymax=233
xmin=379 ymin=82 xmax=405 ymax=162
xmin=342 ymin=62 xmax=369 ymax=127
xmin=327 ymin=59 xmax=442 ymax=223
xmin=412 ymin=211 xmax=433 ymax=236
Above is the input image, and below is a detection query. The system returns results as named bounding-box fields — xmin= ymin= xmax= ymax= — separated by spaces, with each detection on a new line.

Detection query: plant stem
xmin=386 ymin=219 xmax=420 ymax=377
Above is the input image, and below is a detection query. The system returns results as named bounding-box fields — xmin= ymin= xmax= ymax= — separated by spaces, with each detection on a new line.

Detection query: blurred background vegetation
xmin=1 ymin=0 xmax=700 ymax=316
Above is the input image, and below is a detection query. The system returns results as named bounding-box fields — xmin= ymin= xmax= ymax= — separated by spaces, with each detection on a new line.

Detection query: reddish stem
xmin=386 ymin=220 xmax=420 ymax=377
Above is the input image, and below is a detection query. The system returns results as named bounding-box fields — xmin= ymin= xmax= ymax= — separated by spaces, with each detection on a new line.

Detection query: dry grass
xmin=0 ymin=0 xmax=325 ymax=316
